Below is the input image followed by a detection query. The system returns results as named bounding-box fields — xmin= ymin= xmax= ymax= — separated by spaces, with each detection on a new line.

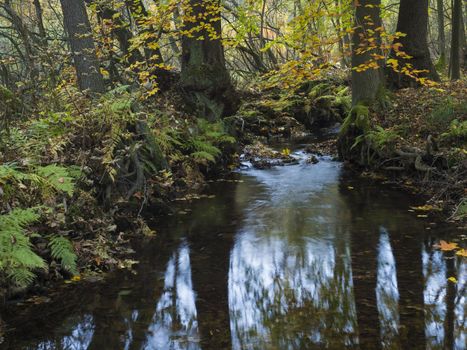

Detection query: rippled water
xmin=2 ymin=148 xmax=466 ymax=350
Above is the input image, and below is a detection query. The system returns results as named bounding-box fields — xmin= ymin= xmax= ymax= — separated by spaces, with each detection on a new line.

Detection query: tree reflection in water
xmin=423 ymin=242 xmax=466 ymax=350
xmin=143 ymin=241 xmax=201 ymax=350
xmin=376 ymin=228 xmax=400 ymax=350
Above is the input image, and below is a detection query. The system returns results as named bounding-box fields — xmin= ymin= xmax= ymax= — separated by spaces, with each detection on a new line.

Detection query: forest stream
xmin=1 ymin=140 xmax=466 ymax=350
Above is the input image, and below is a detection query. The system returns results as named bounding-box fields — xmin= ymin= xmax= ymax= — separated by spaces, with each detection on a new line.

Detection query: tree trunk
xmin=351 ymin=0 xmax=384 ymax=105
xmin=461 ymin=10 xmax=466 ymax=69
xmin=125 ymin=0 xmax=174 ymax=88
xmin=387 ymin=0 xmax=439 ymax=88
xmin=449 ymin=0 xmax=462 ymax=80
xmin=59 ymin=0 xmax=105 ymax=93
xmin=464 ymin=1 xmax=467 ymax=68
xmin=3 ymin=1 xmax=37 ymax=81
xmin=33 ymin=0 xmax=47 ymax=46
xmin=437 ymin=0 xmax=446 ymax=65
xmin=180 ymin=0 xmax=238 ymax=121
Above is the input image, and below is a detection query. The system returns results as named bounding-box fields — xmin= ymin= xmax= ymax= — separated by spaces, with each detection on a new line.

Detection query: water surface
xmin=2 ymin=148 xmax=466 ymax=350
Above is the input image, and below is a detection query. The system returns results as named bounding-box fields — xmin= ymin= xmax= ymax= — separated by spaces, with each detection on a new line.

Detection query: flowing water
xmin=1 ymin=145 xmax=466 ymax=350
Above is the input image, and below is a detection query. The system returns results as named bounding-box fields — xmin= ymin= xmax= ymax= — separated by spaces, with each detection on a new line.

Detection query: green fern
xmin=0 ymin=208 xmax=46 ymax=288
xmin=35 ymin=164 xmax=76 ymax=196
xmin=49 ymin=236 xmax=78 ymax=275
xmin=191 ymin=151 xmax=217 ymax=163
xmin=185 ymin=119 xmax=235 ymax=164
xmin=190 ymin=138 xmax=222 ymax=156
xmin=0 ymin=163 xmax=76 ymax=200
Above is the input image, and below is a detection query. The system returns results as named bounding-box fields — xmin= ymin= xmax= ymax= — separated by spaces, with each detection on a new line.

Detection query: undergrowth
xmin=0 ymin=83 xmax=239 ymax=295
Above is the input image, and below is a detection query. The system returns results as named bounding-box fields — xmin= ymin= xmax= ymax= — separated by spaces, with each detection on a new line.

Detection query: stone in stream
xmin=306 ymin=155 xmax=320 ymax=164
xmin=241 ymin=142 xmax=299 ymax=169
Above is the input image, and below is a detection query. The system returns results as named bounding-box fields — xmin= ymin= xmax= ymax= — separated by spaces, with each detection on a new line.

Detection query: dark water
xmin=1 ymin=148 xmax=466 ymax=350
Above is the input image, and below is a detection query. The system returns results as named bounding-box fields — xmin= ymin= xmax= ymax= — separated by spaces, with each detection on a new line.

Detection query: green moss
xmin=340 ymin=103 xmax=370 ymax=136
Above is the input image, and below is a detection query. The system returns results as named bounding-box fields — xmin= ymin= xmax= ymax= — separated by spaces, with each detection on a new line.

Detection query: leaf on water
xmin=456 ymin=249 xmax=467 ymax=257
xmin=448 ymin=277 xmax=458 ymax=283
xmin=410 ymin=204 xmax=440 ymax=211
xmin=434 ymin=240 xmax=459 ymax=251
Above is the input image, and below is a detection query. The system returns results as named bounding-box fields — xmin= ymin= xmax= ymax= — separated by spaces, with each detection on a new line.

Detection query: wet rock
xmin=242 ymin=142 xmax=298 ymax=169
xmin=306 ymin=155 xmax=320 ymax=164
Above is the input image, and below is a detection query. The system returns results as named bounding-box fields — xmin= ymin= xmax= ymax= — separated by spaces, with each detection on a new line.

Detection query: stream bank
xmin=338 ymin=81 xmax=467 ymax=226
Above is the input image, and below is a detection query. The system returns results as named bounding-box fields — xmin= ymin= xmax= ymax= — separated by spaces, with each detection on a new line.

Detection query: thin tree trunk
xmin=437 ymin=0 xmax=446 ymax=65
xmin=459 ymin=6 xmax=466 ymax=69
xmin=3 ymin=1 xmax=37 ymax=81
xmin=125 ymin=0 xmax=164 ymax=64
xmin=125 ymin=0 xmax=173 ymax=87
xmin=59 ymin=0 xmax=105 ymax=93
xmin=449 ymin=0 xmax=462 ymax=80
xmin=85 ymin=0 xmax=142 ymax=66
xmin=33 ymin=0 xmax=47 ymax=46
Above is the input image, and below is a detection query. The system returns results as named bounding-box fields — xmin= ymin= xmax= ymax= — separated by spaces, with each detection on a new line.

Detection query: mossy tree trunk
xmin=180 ymin=0 xmax=238 ymax=121
xmin=387 ymin=0 xmax=439 ymax=88
xmin=338 ymin=0 xmax=383 ymax=161
xmin=60 ymin=0 xmax=105 ymax=94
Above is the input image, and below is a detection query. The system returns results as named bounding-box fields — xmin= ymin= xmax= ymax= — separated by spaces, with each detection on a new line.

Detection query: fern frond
xmin=0 ymin=208 xmax=46 ymax=288
xmin=49 ymin=236 xmax=78 ymax=275
xmin=191 ymin=151 xmax=216 ymax=164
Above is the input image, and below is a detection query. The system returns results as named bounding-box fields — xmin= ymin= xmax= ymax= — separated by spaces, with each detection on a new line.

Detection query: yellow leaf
xmin=410 ymin=205 xmax=441 ymax=212
xmin=434 ymin=240 xmax=459 ymax=251
xmin=100 ymin=68 xmax=110 ymax=78
xmin=456 ymin=249 xmax=467 ymax=257
xmin=448 ymin=277 xmax=457 ymax=283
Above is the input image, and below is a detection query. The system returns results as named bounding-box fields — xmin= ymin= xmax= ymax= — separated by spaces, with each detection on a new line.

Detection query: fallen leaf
xmin=410 ymin=205 xmax=440 ymax=211
xmin=456 ymin=249 xmax=467 ymax=257
xmin=448 ymin=277 xmax=457 ymax=283
xmin=434 ymin=240 xmax=459 ymax=251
